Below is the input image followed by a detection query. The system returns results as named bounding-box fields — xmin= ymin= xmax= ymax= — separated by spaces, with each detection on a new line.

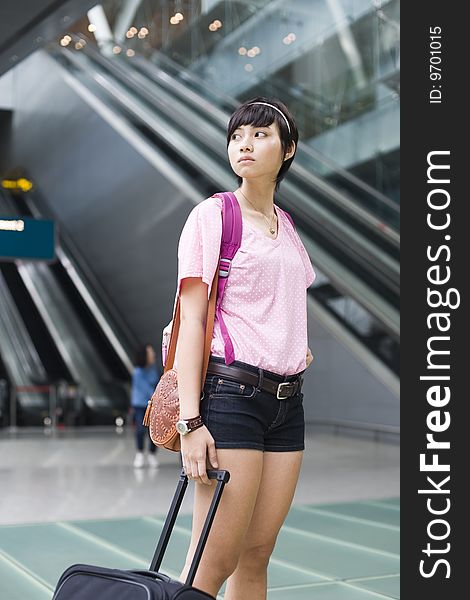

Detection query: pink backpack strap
xmin=209 ymin=194 xmax=295 ymax=365
xmin=211 ymin=191 xmax=243 ymax=364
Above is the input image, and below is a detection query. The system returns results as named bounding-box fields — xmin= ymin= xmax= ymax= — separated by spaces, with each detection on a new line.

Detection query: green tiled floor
xmin=0 ymin=498 xmax=400 ymax=600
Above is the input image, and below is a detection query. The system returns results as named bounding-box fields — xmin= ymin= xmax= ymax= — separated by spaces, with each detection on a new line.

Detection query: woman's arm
xmin=177 ymin=277 xmax=209 ymax=418
xmin=306 ymin=347 xmax=313 ymax=368
xmin=177 ymin=277 xmax=218 ymax=484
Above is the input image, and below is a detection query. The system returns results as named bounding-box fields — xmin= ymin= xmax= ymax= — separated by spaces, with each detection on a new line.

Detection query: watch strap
xmin=182 ymin=415 xmax=203 ymax=431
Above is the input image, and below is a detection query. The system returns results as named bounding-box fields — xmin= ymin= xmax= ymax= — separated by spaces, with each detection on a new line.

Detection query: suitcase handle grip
xmin=150 ymin=468 xmax=230 ymax=586
xmin=206 ymin=469 xmax=230 ymax=483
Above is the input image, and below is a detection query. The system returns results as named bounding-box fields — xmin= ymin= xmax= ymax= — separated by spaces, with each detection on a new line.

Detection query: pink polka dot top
xmin=175 ymin=195 xmax=316 ymax=376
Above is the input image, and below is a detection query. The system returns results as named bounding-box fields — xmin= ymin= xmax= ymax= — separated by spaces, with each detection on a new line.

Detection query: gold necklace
xmin=237 ymin=189 xmax=277 ymax=235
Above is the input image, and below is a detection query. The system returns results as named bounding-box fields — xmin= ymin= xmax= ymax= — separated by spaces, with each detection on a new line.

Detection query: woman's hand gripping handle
xmin=181 ymin=426 xmax=219 ymax=486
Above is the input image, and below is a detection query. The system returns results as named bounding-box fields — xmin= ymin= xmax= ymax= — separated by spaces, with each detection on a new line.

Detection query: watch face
xmin=176 ymin=421 xmax=188 ymax=435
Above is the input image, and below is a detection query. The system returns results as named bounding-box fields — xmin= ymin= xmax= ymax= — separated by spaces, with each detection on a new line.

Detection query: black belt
xmin=206 ymin=360 xmax=303 ymax=400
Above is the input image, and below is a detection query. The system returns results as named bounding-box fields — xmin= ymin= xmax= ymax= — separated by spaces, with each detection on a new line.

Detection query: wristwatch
xmin=176 ymin=415 xmax=204 ymax=436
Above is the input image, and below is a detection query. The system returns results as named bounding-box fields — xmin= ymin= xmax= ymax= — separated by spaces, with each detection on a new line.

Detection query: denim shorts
xmin=199 ymin=356 xmax=305 ymax=452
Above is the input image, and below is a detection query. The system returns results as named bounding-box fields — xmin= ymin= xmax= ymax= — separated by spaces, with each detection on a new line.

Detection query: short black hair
xmin=134 ymin=343 xmax=151 ymax=368
xmin=226 ymin=96 xmax=299 ymax=192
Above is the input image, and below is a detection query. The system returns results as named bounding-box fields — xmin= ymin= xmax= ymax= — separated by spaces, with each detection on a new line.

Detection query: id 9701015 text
xmin=429 ymin=26 xmax=442 ymax=104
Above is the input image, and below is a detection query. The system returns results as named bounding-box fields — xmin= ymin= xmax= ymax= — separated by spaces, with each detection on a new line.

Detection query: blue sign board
xmin=0 ymin=217 xmax=55 ymax=261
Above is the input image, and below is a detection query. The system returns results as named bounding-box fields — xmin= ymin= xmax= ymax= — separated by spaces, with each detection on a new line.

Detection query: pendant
xmin=270 ymin=228 xmax=275 ymax=234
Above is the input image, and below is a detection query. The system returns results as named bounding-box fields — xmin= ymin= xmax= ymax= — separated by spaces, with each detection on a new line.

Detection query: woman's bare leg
xmin=179 ymin=449 xmax=264 ymax=597
xmin=224 ymin=450 xmax=304 ymax=600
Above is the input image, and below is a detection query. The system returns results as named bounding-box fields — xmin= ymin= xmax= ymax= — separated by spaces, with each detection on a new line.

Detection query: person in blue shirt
xmin=131 ymin=343 xmax=160 ymax=468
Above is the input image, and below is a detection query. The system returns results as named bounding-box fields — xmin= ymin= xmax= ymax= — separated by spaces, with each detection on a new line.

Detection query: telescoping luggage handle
xmin=150 ymin=469 xmax=231 ymax=586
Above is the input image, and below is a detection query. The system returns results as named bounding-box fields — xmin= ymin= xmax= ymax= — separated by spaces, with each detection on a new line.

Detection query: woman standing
xmin=174 ymin=97 xmax=315 ymax=598
xmin=131 ymin=343 xmax=160 ymax=468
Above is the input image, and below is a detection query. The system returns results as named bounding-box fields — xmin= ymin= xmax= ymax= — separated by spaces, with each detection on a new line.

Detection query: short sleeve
xmin=280 ymin=209 xmax=316 ymax=288
xmin=175 ymin=196 xmax=222 ymax=301
xmin=291 ymin=227 xmax=316 ymax=288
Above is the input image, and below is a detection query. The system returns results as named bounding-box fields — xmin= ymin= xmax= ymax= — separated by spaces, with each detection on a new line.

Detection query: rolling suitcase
xmin=51 ymin=469 xmax=230 ymax=599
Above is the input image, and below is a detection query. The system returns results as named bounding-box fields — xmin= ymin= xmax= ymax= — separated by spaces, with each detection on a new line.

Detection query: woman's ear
xmin=284 ymin=141 xmax=296 ymax=161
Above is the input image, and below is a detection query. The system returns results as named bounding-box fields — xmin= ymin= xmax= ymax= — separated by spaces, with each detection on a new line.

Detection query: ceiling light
xmin=126 ymin=49 xmax=135 ymax=57
xmin=88 ymin=24 xmax=96 ymax=32
xmin=175 ymin=12 xmax=184 ymax=21
xmin=112 ymin=46 xmax=121 ymax=54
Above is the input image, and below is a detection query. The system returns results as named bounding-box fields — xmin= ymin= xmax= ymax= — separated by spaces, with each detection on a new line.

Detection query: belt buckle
xmin=276 ymin=381 xmax=293 ymax=400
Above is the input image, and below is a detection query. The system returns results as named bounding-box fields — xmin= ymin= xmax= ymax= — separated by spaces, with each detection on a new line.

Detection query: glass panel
xmin=99 ymin=0 xmax=399 ymax=208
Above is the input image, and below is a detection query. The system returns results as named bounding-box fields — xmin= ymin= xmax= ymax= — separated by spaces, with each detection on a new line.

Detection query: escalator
xmin=0 ymin=262 xmax=71 ymax=381
xmin=0 ymin=189 xmax=134 ymax=426
xmin=46 ymin=39 xmax=399 ymax=379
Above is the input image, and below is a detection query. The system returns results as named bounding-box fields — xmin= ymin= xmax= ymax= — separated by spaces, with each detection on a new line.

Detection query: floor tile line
xmin=0 ymin=522 xmax=49 ymax=529
xmin=281 ymin=524 xmax=399 ymax=559
xmin=359 ymin=500 xmax=401 ymax=511
xmin=57 ymin=522 xmax=150 ymax=567
xmin=269 ymin=556 xmax=335 ymax=581
xmin=143 ymin=516 xmax=193 ymax=538
xmin=293 ymin=505 xmax=400 ymax=531
xmin=267 ymin=581 xmax=340 ymax=592
xmin=0 ymin=548 xmax=54 ymax=591
xmin=58 ymin=521 xmax=184 ymax=580
xmin=255 ymin=579 xmax=397 ymax=598
xmin=339 ymin=580 xmax=398 ymax=599
xmin=144 ymin=517 xmax=335 ymax=582
xmin=65 ymin=516 xmax=399 ymax=590
xmin=346 ymin=573 xmax=400 ymax=583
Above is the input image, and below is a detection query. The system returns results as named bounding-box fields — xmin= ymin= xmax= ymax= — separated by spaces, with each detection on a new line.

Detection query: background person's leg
xmin=224 ymin=450 xmax=304 ymax=600
xmin=133 ymin=407 xmax=146 ymax=467
xmin=147 ymin=432 xmax=159 ymax=467
xmin=179 ymin=448 xmax=264 ymax=597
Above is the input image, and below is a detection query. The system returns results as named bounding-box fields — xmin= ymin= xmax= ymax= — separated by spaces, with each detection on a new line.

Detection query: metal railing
xmin=6 ymin=383 xmax=84 ymax=432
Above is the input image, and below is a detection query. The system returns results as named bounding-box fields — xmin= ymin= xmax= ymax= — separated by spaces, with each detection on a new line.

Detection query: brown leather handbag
xmin=142 ymin=268 xmax=219 ymax=452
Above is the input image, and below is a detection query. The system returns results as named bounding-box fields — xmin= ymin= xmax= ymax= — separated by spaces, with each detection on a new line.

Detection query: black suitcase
xmin=52 ymin=469 xmax=230 ymax=599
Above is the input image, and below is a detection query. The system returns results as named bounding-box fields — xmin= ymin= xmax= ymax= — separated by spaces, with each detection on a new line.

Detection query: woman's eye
xmin=231 ymin=131 xmax=266 ymax=140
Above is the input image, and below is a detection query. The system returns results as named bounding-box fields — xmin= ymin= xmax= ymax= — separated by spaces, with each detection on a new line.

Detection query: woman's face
xmin=228 ymin=120 xmax=290 ymax=182
xmin=146 ymin=345 xmax=156 ymax=365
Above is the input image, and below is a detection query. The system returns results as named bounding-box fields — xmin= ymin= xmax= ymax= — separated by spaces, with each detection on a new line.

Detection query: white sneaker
xmin=148 ymin=454 xmax=160 ymax=469
xmin=133 ymin=452 xmax=145 ymax=468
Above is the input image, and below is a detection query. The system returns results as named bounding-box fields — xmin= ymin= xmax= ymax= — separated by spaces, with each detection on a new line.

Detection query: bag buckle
xmin=219 ymin=258 xmax=232 ymax=278
xmin=277 ymin=381 xmax=294 ymax=399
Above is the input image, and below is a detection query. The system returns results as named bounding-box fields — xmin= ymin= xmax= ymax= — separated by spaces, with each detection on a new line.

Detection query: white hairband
xmin=246 ymin=102 xmax=291 ymax=134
